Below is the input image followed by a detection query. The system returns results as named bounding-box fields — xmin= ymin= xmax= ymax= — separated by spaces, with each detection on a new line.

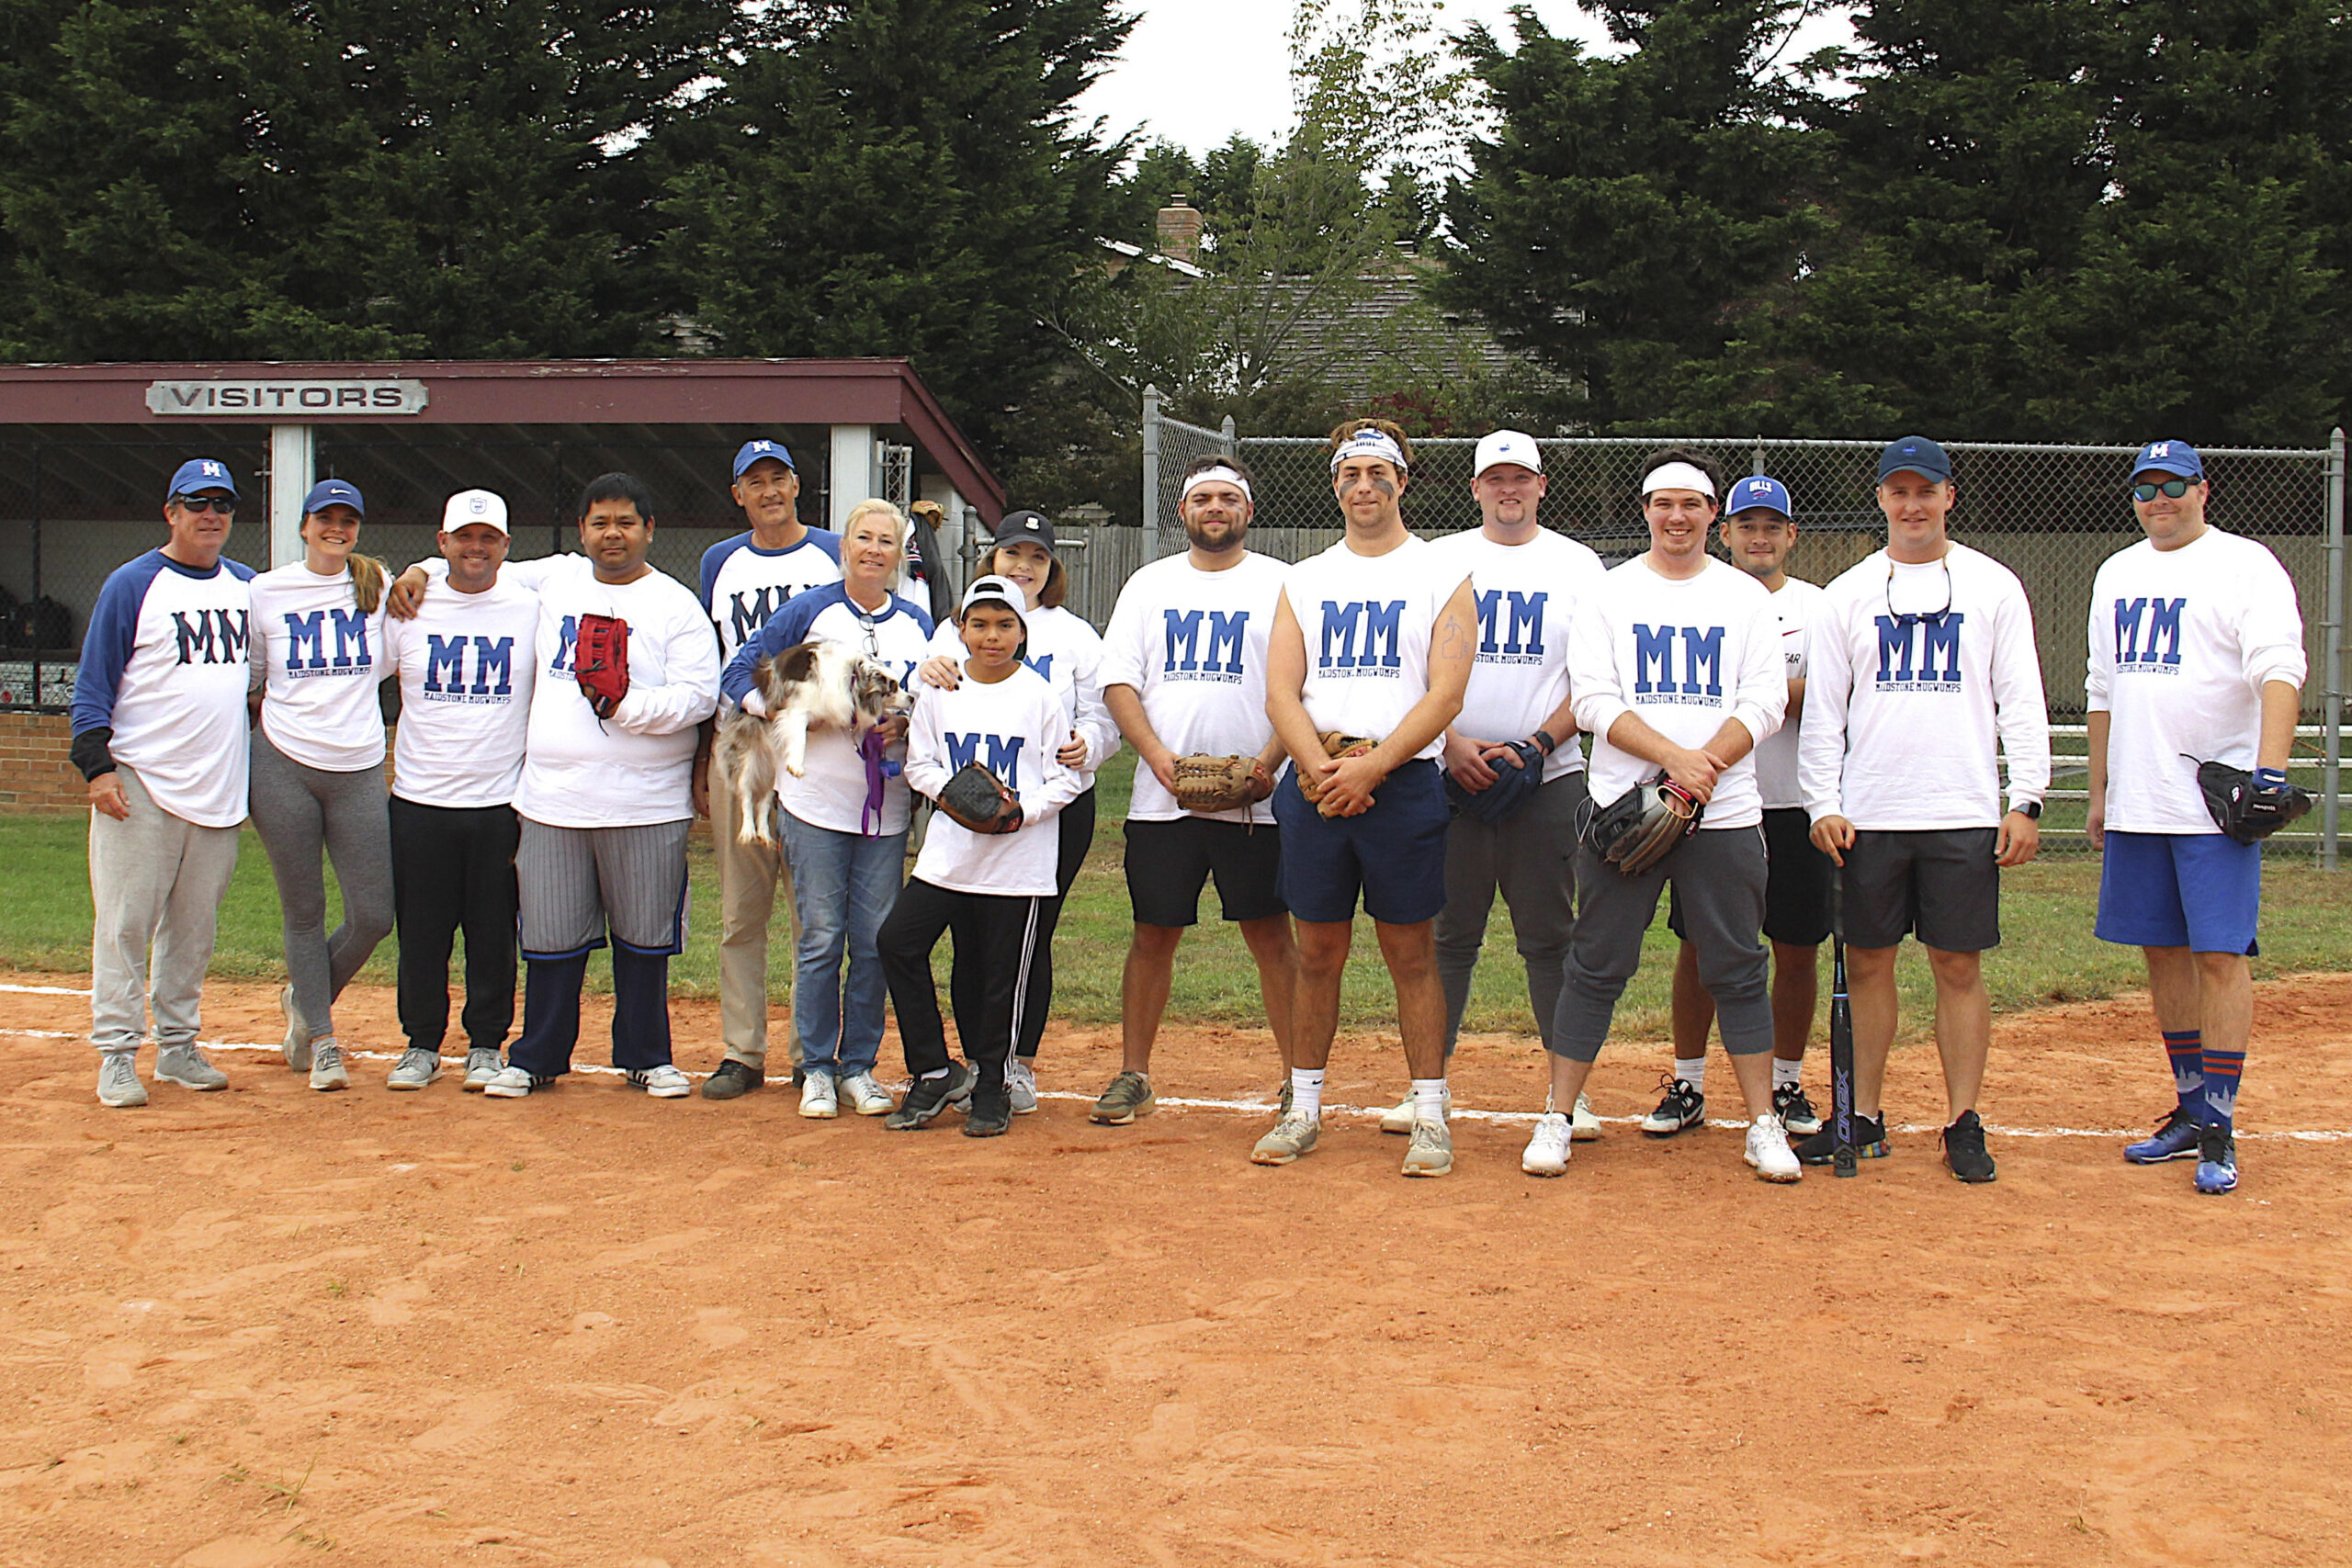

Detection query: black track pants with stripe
xmin=877 ymin=877 xmax=1042 ymax=1093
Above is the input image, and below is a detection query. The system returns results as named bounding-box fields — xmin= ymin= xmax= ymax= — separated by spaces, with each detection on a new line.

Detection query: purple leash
xmin=859 ymin=730 xmax=898 ymax=837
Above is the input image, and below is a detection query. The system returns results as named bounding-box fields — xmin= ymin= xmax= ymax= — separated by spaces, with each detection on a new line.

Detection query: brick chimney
xmin=1156 ymin=196 xmax=1203 ymax=266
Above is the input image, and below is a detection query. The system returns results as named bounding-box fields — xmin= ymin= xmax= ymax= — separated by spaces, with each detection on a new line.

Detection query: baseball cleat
xmin=1744 ymin=1112 xmax=1802 ymax=1182
xmin=2124 ymin=1106 xmax=2204 ymax=1164
xmin=1641 ymin=1076 xmax=1705 ymax=1136
xmin=1772 ymin=1081 xmax=1822 ymax=1136
xmin=1522 ymin=1111 xmax=1572 ymax=1176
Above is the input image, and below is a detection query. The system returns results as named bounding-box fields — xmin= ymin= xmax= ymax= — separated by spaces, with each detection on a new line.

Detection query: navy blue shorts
xmin=1273 ymin=757 xmax=1448 ymax=925
xmin=2096 ymin=830 xmax=2261 ymax=955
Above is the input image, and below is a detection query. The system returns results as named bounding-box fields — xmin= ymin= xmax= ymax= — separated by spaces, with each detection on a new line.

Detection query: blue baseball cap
xmin=1726 ymin=475 xmax=1792 ymax=519
xmin=166 ymin=457 xmax=238 ymax=501
xmin=1877 ymin=435 xmax=1952 ymax=484
xmin=301 ymin=479 xmax=365 ymax=517
xmin=731 ymin=439 xmax=796 ymax=479
xmin=2132 ymin=439 xmax=2203 ymax=479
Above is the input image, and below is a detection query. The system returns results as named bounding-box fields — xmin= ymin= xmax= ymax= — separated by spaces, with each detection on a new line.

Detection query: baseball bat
xmin=1829 ymin=866 xmax=1857 ymax=1178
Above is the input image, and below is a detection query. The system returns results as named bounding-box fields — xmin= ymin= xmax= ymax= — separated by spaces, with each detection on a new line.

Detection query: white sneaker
xmin=1006 ymin=1058 xmax=1039 ymax=1114
xmin=1381 ymin=1084 xmax=1449 ymax=1134
xmin=1745 ymin=1112 xmax=1802 ymax=1183
xmin=1522 ymin=1111 xmax=1573 ymax=1176
xmin=96 ymin=1053 xmax=148 ymax=1108
xmin=799 ymin=1070 xmax=840 ymax=1119
xmin=386 ymin=1049 xmax=441 ymax=1090
xmin=462 ymin=1049 xmax=503 ymax=1090
xmin=628 ymin=1064 xmax=693 ymax=1099
xmin=1401 ymin=1117 xmax=1453 ymax=1177
xmin=155 ymin=1043 xmax=228 ymax=1091
xmin=309 ymin=1039 xmax=350 ymax=1092
xmin=840 ymin=1071 xmax=896 ymax=1116
xmin=1570 ymin=1091 xmax=1603 ymax=1141
xmin=279 ymin=985 xmax=311 ymax=1072
xmin=484 ymin=1065 xmax=553 ymax=1098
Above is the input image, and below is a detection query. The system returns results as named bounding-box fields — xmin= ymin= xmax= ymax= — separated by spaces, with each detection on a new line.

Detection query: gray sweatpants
xmin=248 ymin=730 xmax=394 ymax=1042
xmin=1435 ymin=769 xmax=1586 ymax=1054
xmin=88 ymin=765 xmax=241 ymax=1056
xmin=1550 ymin=825 xmax=1770 ymax=1063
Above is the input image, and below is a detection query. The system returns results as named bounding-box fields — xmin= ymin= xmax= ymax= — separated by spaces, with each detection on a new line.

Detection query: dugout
xmin=0 ymin=359 xmax=1005 ymax=712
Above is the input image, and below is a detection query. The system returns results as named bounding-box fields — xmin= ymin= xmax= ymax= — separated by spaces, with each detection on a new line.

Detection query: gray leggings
xmin=249 ymin=729 xmax=394 ymax=1041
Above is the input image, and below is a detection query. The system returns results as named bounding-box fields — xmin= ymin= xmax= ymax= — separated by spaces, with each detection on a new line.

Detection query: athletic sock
xmin=2164 ymin=1030 xmax=2203 ymax=1117
xmin=1675 ymin=1056 xmax=1705 ymax=1092
xmin=1289 ymin=1067 xmax=1325 ymax=1122
xmin=1412 ymin=1077 xmax=1448 ymax=1124
xmin=2200 ymin=1047 xmax=2243 ymax=1134
xmin=1772 ymin=1057 xmax=1802 ymax=1090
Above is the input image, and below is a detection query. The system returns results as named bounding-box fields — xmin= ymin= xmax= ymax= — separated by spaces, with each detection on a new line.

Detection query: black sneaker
xmin=885 ymin=1063 xmax=975 ymax=1130
xmin=1941 ymin=1109 xmax=1997 ymax=1183
xmin=1772 ymin=1081 xmax=1823 ymax=1136
xmin=1639 ymin=1077 xmax=1706 ymax=1136
xmin=964 ymin=1088 xmax=1012 ymax=1137
xmin=701 ymin=1060 xmax=763 ymax=1100
xmin=1794 ymin=1112 xmax=1890 ymax=1165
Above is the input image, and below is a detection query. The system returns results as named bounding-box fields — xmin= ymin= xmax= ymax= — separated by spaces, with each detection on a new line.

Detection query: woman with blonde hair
xmin=246 ymin=479 xmax=398 ymax=1090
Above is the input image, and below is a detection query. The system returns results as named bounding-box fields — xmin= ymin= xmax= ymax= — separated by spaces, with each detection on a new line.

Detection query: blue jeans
xmin=777 ymin=808 xmax=907 ymax=1075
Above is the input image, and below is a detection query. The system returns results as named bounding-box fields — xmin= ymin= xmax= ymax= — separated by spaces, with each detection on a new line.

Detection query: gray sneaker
xmin=279 ymin=985 xmax=311 ymax=1072
xmin=96 ymin=1053 xmax=148 ymax=1108
xmin=1402 ymin=1117 xmax=1454 ymax=1178
xmin=309 ymin=1039 xmax=350 ymax=1092
xmin=462 ymin=1049 xmax=503 ymax=1091
xmin=1250 ymin=1111 xmax=1320 ymax=1166
xmin=1089 ymin=1071 xmax=1155 ymax=1125
xmin=386 ymin=1048 xmax=441 ymax=1090
xmin=154 ymin=1043 xmax=228 ymax=1091
xmin=1006 ymin=1057 xmax=1040 ymax=1114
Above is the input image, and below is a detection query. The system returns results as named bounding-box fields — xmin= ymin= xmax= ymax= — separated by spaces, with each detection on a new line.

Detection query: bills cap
xmin=958 ymin=573 xmax=1027 ymax=625
xmin=1877 ymin=435 xmax=1951 ymax=484
xmin=166 ymin=457 xmax=237 ymax=501
xmin=1474 ymin=429 xmax=1543 ymax=478
xmin=2132 ymin=439 xmax=2203 ymax=479
xmin=731 ymin=439 xmax=796 ymax=479
xmin=1726 ymin=475 xmax=1792 ymax=519
xmin=441 ymin=488 xmax=510 ymax=536
xmin=991 ymin=509 xmax=1057 ymax=556
xmin=301 ymin=479 xmax=365 ymax=517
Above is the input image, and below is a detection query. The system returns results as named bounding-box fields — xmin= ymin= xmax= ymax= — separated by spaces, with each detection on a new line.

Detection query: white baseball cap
xmin=441 ymin=489 xmax=510 ymax=536
xmin=1474 ymin=429 xmax=1543 ymax=478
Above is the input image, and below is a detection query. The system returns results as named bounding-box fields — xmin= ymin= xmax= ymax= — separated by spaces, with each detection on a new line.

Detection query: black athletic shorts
xmin=1840 ymin=827 xmax=2001 ymax=953
xmin=1124 ymin=817 xmax=1287 ymax=928
xmin=1665 ymin=808 xmax=1833 ymax=948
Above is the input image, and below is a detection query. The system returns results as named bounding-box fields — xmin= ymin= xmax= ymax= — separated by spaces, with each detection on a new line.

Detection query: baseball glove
xmin=2197 ymin=761 xmax=2312 ymax=846
xmin=1298 ymin=731 xmax=1379 ymax=817
xmin=1171 ymin=753 xmax=1271 ymax=815
xmin=1444 ymin=739 xmax=1545 ymax=825
xmin=574 ymin=613 xmax=629 ymax=719
xmin=936 ymin=761 xmax=1023 ymax=835
xmin=1585 ymin=773 xmax=1703 ymax=874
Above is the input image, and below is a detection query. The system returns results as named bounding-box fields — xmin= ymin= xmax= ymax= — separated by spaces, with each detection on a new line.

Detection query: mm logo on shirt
xmin=1164 ymin=608 xmax=1248 ymax=682
xmin=424 ymin=635 xmax=516 ymax=698
xmin=727 ymin=585 xmax=805 ymax=647
xmin=282 ymin=610 xmax=373 ymax=676
xmin=1475 ymin=590 xmax=1548 ymax=665
xmin=170 ymin=608 xmax=249 ymax=666
xmin=1873 ymin=614 xmax=1966 ymax=689
xmin=2112 ymin=597 xmax=2186 ymax=672
xmin=944 ymin=733 xmax=1026 ymax=784
xmin=1318 ymin=600 xmax=1404 ymax=672
xmin=1633 ymin=624 xmax=1724 ymax=702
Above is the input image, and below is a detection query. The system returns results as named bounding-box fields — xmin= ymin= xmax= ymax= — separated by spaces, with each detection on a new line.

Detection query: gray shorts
xmin=516 ymin=817 xmax=692 ymax=959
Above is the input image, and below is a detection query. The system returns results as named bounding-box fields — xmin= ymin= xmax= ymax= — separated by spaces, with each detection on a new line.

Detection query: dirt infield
xmin=1 ymin=970 xmax=2347 ymax=1566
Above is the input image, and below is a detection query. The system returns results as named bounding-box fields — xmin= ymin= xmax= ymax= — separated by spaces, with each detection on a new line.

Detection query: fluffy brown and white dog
xmin=717 ymin=641 xmax=911 ymax=846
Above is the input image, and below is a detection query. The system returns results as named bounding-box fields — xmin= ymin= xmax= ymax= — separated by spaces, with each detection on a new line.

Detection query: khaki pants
xmin=710 ymin=746 xmax=796 ymax=1071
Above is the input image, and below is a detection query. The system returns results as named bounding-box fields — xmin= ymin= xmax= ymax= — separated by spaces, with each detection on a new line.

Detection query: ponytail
xmin=350 ymin=553 xmax=387 ymax=615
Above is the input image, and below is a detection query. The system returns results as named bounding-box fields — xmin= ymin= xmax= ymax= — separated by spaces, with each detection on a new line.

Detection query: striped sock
xmin=2164 ymin=1030 xmax=2203 ymax=1117
xmin=2201 ymin=1048 xmax=2244 ymax=1133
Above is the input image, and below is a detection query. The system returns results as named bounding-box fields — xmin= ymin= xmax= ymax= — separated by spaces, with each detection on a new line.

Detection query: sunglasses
xmin=2131 ymin=479 xmax=2194 ymax=502
xmin=172 ymin=495 xmax=237 ymax=513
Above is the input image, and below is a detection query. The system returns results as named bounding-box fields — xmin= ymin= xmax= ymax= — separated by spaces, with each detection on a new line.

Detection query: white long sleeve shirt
xmin=1800 ymin=543 xmax=2051 ymax=829
xmin=926 ymin=603 xmax=1120 ymax=780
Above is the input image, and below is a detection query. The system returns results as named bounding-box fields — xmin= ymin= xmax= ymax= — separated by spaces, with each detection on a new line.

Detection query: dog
xmin=718 ymin=641 xmax=911 ymax=846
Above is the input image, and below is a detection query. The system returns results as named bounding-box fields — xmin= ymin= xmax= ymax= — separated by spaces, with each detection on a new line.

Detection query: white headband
xmin=1182 ymin=466 xmax=1252 ymax=502
xmin=1641 ymin=461 xmax=1717 ymax=501
xmin=1329 ymin=429 xmax=1408 ymax=473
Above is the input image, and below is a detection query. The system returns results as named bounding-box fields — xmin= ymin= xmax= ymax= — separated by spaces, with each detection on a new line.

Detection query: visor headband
xmin=1641 ymin=461 xmax=1717 ymax=501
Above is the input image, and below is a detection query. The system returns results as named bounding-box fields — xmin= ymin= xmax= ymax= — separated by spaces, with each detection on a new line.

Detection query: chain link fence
xmin=1136 ymin=403 xmax=2346 ymax=864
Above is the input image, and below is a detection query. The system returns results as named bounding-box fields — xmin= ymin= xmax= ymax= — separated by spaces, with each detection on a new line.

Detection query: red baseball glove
xmin=575 ymin=613 xmax=629 ymax=718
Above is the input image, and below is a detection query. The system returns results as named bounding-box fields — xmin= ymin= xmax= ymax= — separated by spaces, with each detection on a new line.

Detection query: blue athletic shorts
xmin=2095 ymin=830 xmax=2260 ymax=955
xmin=1273 ymin=757 xmax=1448 ymax=925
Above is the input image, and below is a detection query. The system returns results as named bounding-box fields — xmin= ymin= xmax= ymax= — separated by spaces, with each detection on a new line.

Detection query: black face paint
xmin=1371 ymin=478 xmax=1397 ymax=501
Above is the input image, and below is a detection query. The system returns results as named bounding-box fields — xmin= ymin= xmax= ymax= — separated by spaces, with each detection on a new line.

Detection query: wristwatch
xmin=2015 ymin=800 xmax=2042 ymax=820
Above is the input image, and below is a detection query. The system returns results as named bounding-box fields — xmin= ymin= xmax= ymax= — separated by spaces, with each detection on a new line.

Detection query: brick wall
xmin=0 ymin=712 xmax=85 ymax=811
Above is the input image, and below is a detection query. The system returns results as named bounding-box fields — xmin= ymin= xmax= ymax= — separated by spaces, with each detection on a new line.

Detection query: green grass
xmin=5 ymin=755 xmax=2346 ymax=1042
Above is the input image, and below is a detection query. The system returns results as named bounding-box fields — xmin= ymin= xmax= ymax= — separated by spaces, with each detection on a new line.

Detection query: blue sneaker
xmin=2124 ymin=1106 xmax=2203 ymax=1164
xmin=2193 ymin=1124 xmax=2238 ymax=1195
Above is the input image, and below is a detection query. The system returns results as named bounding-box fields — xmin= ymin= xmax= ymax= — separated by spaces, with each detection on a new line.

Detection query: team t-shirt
xmin=723 ymin=582 xmax=936 ymax=837
xmin=69 ymin=550 xmax=255 ymax=829
xmin=1568 ymin=554 xmax=1784 ymax=829
xmin=925 ymin=604 xmax=1120 ymax=780
xmin=383 ymin=578 xmax=541 ymax=809
xmin=905 ymin=664 xmax=1083 ymax=897
xmin=1426 ymin=525 xmax=1608 ymax=785
xmin=1800 ymin=543 xmax=2052 ymax=830
xmin=1100 ymin=550 xmax=1289 ymax=824
xmin=1751 ymin=575 xmax=1825 ymax=813
xmin=699 ymin=529 xmax=843 ymax=663
xmin=249 ymin=563 xmax=393 ymax=772
xmin=1281 ymin=534 xmax=1470 ymax=761
xmin=2086 ymin=527 xmax=2306 ymax=834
